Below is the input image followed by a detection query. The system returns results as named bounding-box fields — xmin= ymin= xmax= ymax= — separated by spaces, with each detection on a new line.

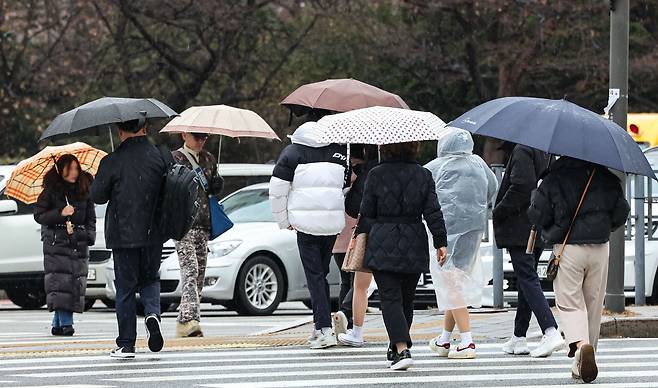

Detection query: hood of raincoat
xmin=289 ymin=121 xmax=329 ymax=148
xmin=437 ymin=128 xmax=474 ymax=158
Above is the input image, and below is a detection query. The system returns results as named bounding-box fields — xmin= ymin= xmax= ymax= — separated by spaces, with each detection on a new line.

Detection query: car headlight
xmin=209 ymin=240 xmax=243 ymax=257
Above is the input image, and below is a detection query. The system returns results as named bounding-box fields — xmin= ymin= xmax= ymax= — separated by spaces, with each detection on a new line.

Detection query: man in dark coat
xmin=493 ymin=144 xmax=562 ymax=358
xmin=171 ymin=132 xmax=223 ymax=337
xmin=91 ymin=119 xmax=169 ymax=359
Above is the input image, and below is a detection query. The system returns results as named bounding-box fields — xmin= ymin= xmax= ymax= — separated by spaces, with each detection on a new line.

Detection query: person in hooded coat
xmin=34 ymin=154 xmax=96 ymax=337
xmin=424 ymin=128 xmax=497 ymax=359
xmin=269 ymin=112 xmax=349 ymax=349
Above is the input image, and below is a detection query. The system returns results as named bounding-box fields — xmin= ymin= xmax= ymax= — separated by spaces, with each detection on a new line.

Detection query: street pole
xmin=492 ymin=164 xmax=505 ymax=309
xmin=605 ymin=0 xmax=629 ymax=313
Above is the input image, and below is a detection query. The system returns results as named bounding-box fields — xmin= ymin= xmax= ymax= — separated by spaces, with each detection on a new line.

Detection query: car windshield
xmin=221 ymin=188 xmax=274 ymax=223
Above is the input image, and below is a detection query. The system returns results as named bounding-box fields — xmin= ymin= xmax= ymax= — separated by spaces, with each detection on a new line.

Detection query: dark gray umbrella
xmin=40 ymin=97 xmax=178 ymax=142
xmin=451 ymin=97 xmax=656 ymax=179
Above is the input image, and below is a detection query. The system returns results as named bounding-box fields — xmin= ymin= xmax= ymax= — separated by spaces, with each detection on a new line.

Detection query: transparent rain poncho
xmin=425 ymin=128 xmax=498 ymax=310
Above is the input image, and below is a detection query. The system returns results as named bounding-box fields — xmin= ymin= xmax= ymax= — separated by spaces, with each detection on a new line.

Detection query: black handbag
xmin=547 ymin=168 xmax=596 ymax=281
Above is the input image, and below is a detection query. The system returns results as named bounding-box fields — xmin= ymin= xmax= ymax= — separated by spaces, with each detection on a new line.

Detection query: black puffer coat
xmin=360 ymin=160 xmax=447 ymax=274
xmin=528 ymin=157 xmax=630 ymax=245
xmin=91 ymin=136 xmax=169 ymax=248
xmin=34 ymin=183 xmax=96 ymax=313
xmin=493 ymin=145 xmax=553 ymax=248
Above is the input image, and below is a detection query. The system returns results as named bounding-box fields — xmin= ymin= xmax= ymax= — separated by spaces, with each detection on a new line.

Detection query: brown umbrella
xmin=281 ymin=78 xmax=409 ymax=115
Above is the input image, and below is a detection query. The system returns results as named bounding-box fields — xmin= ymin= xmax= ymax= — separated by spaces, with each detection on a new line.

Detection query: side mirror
xmin=0 ymin=199 xmax=17 ymax=216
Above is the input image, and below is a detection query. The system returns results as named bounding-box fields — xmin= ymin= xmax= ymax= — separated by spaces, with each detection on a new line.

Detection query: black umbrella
xmin=451 ymin=97 xmax=656 ymax=179
xmin=40 ymin=97 xmax=178 ymax=142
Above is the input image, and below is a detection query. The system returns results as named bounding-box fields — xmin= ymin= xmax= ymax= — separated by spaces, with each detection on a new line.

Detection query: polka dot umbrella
xmin=316 ymin=106 xmax=448 ymax=145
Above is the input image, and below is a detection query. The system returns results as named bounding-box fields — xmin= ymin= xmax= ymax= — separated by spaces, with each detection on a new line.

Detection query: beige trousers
xmin=553 ymin=242 xmax=609 ymax=353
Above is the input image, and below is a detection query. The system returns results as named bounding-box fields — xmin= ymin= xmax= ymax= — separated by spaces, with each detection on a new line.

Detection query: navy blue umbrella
xmin=451 ymin=97 xmax=656 ymax=179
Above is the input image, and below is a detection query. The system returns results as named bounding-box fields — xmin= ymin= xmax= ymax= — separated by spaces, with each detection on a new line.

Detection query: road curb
xmin=600 ymin=318 xmax=658 ymax=338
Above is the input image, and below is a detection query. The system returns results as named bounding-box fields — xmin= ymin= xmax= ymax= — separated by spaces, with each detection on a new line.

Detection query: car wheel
xmin=84 ymin=298 xmax=96 ymax=311
xmin=6 ymin=285 xmax=46 ymax=309
xmin=234 ymin=255 xmax=284 ymax=316
xmin=101 ymin=298 xmax=115 ymax=308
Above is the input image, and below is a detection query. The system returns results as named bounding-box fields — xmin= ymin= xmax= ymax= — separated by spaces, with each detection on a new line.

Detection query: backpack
xmin=153 ymin=146 xmax=200 ymax=241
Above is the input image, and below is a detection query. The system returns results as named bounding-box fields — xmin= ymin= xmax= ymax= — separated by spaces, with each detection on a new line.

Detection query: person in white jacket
xmin=425 ymin=128 xmax=498 ymax=359
xmin=269 ymin=119 xmax=349 ymax=349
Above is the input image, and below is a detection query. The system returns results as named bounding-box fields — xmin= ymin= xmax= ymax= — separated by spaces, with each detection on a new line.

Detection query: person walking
xmin=333 ymin=145 xmax=378 ymax=341
xmin=269 ymin=113 xmax=349 ymax=349
xmin=359 ymin=141 xmax=447 ymax=370
xmin=34 ymin=154 xmax=96 ymax=337
xmin=528 ymin=157 xmax=629 ymax=383
xmin=493 ymin=143 xmax=563 ymax=358
xmin=92 ymin=119 xmax=169 ymax=359
xmin=425 ymin=129 xmax=498 ymax=359
xmin=171 ymin=132 xmax=224 ymax=338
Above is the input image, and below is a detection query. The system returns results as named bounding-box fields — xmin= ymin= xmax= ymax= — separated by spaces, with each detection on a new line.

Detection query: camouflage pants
xmin=175 ymin=228 xmax=209 ymax=324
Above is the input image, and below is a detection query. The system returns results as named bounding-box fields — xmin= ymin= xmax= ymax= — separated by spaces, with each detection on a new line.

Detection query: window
xmin=0 ymin=190 xmax=34 ymax=215
xmin=221 ymin=188 xmax=275 ymax=223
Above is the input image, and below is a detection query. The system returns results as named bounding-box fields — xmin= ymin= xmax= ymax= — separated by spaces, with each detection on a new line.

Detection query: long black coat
xmin=493 ymin=145 xmax=553 ymax=248
xmin=360 ymin=160 xmax=447 ymax=274
xmin=528 ymin=158 xmax=630 ymax=245
xmin=91 ymin=136 xmax=169 ymax=248
xmin=34 ymin=183 xmax=96 ymax=313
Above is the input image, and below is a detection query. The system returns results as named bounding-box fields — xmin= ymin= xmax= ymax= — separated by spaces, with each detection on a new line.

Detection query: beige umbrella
xmin=160 ymin=105 xmax=279 ymax=161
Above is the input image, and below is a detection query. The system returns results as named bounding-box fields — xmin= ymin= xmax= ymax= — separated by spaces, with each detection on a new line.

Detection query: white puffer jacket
xmin=269 ymin=122 xmax=348 ymax=236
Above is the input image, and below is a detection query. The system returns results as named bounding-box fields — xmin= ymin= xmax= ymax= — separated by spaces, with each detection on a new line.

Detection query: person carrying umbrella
xmin=32 ymin=154 xmax=96 ymax=336
xmin=269 ymin=109 xmax=349 ymax=349
xmin=528 ymin=157 xmax=630 ymax=383
xmin=91 ymin=119 xmax=170 ymax=359
xmin=171 ymin=132 xmax=224 ymax=337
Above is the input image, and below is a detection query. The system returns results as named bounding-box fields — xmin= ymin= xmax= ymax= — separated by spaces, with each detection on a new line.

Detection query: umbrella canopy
xmin=451 ymin=97 xmax=656 ymax=179
xmin=5 ymin=143 xmax=107 ymax=204
xmin=316 ymin=106 xmax=448 ymax=145
xmin=160 ymin=105 xmax=279 ymax=140
xmin=281 ymin=78 xmax=409 ymax=115
xmin=40 ymin=97 xmax=178 ymax=141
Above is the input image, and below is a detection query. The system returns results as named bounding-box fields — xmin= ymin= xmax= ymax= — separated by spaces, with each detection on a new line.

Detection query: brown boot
xmin=176 ymin=321 xmax=203 ymax=337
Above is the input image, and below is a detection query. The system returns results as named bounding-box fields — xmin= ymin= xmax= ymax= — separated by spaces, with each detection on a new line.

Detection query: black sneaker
xmin=110 ymin=346 xmax=136 ymax=359
xmin=386 ymin=346 xmax=396 ymax=367
xmin=61 ymin=325 xmax=75 ymax=336
xmin=390 ymin=349 xmax=414 ymax=371
xmin=51 ymin=327 xmax=64 ymax=336
xmin=145 ymin=314 xmax=164 ymax=352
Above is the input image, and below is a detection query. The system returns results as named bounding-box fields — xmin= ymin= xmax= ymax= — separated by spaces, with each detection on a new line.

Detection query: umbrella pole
xmin=217 ymin=135 xmax=223 ymax=164
xmin=109 ymin=127 xmax=115 ymax=152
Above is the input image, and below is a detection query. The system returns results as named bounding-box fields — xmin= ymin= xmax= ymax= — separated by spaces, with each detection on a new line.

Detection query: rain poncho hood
xmin=289 ymin=121 xmax=330 ymax=148
xmin=425 ymin=128 xmax=498 ymax=310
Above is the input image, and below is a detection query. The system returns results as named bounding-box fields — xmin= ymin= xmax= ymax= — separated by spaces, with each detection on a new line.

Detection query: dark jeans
xmin=372 ymin=270 xmax=420 ymax=350
xmin=113 ymin=245 xmax=163 ymax=348
xmin=509 ymin=247 xmax=558 ymax=337
xmin=297 ymin=232 xmax=337 ymax=330
xmin=333 ymin=253 xmax=354 ymax=328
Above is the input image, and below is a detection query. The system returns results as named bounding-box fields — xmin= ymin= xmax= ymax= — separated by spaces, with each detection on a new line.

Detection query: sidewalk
xmin=2 ymin=305 xmax=656 ymax=358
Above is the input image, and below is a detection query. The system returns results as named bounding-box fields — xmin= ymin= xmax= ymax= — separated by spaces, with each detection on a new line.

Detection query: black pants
xmin=333 ymin=253 xmax=354 ymax=327
xmin=297 ymin=232 xmax=337 ymax=330
xmin=113 ymin=245 xmax=162 ymax=348
xmin=372 ymin=270 xmax=420 ymax=350
xmin=509 ymin=247 xmax=558 ymax=337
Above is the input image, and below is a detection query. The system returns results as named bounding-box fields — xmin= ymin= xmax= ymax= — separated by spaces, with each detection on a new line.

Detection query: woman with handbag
xmin=424 ymin=129 xmax=498 ymax=359
xmin=34 ymin=154 xmax=96 ymax=336
xmin=528 ymin=157 xmax=629 ymax=383
xmin=359 ymin=141 xmax=448 ymax=370
xmin=172 ymin=132 xmax=224 ymax=337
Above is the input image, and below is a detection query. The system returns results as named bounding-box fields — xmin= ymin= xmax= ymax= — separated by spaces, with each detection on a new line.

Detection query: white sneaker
xmin=309 ymin=328 xmax=337 ymax=349
xmin=333 ymin=311 xmax=348 ymax=337
xmin=338 ymin=329 xmax=364 ymax=347
xmin=530 ymin=331 xmax=565 ymax=358
xmin=448 ymin=343 xmax=476 ymax=359
xmin=502 ymin=337 xmax=530 ymax=355
xmin=428 ymin=337 xmax=450 ymax=357
xmin=307 ymin=329 xmax=320 ymax=344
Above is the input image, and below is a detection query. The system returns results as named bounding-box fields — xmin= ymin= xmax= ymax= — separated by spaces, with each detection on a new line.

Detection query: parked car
xmin=0 ymin=165 xmax=112 ymax=309
xmin=105 ymin=182 xmax=343 ymax=315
